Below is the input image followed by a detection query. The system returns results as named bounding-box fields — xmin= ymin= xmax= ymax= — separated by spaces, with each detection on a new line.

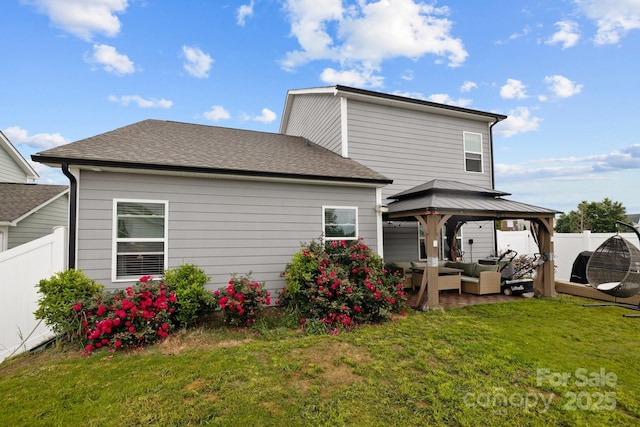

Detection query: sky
xmin=2 ymin=0 xmax=640 ymax=214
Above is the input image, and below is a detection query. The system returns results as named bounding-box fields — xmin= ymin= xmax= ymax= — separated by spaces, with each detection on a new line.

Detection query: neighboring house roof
xmin=0 ymin=183 xmax=68 ymax=225
xmin=386 ymin=179 xmax=559 ymax=220
xmin=32 ymin=119 xmax=391 ymax=185
xmin=627 ymin=214 xmax=640 ymax=225
xmin=280 ymin=85 xmax=507 ymax=132
xmin=0 ymin=130 xmax=39 ymax=181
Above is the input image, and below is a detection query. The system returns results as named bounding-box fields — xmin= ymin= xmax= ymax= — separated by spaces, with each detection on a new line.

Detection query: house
xmin=627 ymin=214 xmax=640 ymax=228
xmin=0 ymin=131 xmax=68 ymax=252
xmin=280 ymin=86 xmax=507 ymax=262
xmin=32 ymin=86 xmax=557 ymax=302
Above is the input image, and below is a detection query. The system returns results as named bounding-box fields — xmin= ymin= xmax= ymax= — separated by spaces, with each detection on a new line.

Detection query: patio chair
xmin=584 ymin=223 xmax=640 ymax=317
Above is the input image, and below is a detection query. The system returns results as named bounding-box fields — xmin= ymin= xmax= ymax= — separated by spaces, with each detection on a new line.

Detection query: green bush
xmin=280 ymin=239 xmax=406 ymax=333
xmin=34 ymin=269 xmax=104 ymax=341
xmin=163 ymin=263 xmax=212 ymax=328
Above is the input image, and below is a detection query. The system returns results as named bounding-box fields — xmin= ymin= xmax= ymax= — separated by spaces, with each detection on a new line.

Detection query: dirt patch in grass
xmin=157 ymin=328 xmax=253 ymax=355
xmin=286 ymin=341 xmax=372 ymax=397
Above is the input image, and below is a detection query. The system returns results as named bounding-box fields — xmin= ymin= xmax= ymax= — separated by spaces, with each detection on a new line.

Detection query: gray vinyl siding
xmin=283 ymin=94 xmax=499 ymax=263
xmin=0 ymin=144 xmax=28 ymax=183
xmin=7 ymin=194 xmax=68 ymax=248
xmin=76 ymin=171 xmax=379 ymax=292
xmin=345 ymin=99 xmax=494 ymax=200
xmin=383 ymin=222 xmax=497 ymax=263
xmin=383 ymin=222 xmax=421 ymax=262
xmin=283 ymin=94 xmax=343 ymax=154
xmin=341 ymin=99 xmax=496 ymax=262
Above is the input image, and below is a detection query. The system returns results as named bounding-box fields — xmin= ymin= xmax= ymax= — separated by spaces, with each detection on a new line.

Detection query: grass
xmin=1 ymin=295 xmax=639 ymax=426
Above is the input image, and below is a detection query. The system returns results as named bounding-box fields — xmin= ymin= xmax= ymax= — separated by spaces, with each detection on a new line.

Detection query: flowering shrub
xmin=280 ymin=238 xmax=405 ymax=333
xmin=34 ymin=269 xmax=104 ymax=343
xmin=75 ymin=276 xmax=177 ymax=355
xmin=213 ymin=273 xmax=271 ymax=326
xmin=163 ymin=263 xmax=213 ymax=328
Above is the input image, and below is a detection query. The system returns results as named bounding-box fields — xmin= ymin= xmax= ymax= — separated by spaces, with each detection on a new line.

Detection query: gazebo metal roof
xmin=386 ymin=179 xmax=559 ymax=221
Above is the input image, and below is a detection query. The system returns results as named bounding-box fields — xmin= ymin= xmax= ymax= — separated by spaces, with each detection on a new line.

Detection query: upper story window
xmin=113 ymin=199 xmax=168 ymax=282
xmin=323 ymin=206 xmax=358 ymax=240
xmin=463 ymin=132 xmax=483 ymax=173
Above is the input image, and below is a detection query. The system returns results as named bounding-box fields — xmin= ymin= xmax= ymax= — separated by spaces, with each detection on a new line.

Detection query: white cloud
xmin=3 ymin=126 xmax=68 ymax=149
xmin=546 ymin=20 xmax=580 ymax=49
xmin=494 ymin=107 xmax=541 ymax=137
xmin=401 ymin=69 xmax=414 ymax=81
xmin=108 ymin=95 xmax=172 ymax=108
xmin=237 ymin=1 xmax=254 ymax=26
xmin=182 ymin=46 xmax=213 ymax=78
xmin=86 ymin=43 xmax=135 ymax=75
xmin=500 ymin=79 xmax=528 ymax=99
xmin=203 ymin=105 xmax=231 ymax=122
xmin=544 ymin=75 xmax=583 ymax=98
xmin=23 ymin=0 xmax=128 ymax=41
xmin=574 ymin=0 xmax=640 ymax=45
xmin=320 ymin=67 xmax=384 ymax=87
xmin=253 ymin=108 xmax=277 ymax=124
xmin=495 ymin=144 xmax=640 ymax=181
xmin=281 ymin=0 xmax=467 ymax=86
xmin=460 ymin=81 xmax=477 ymax=93
xmin=426 ymin=93 xmax=472 ymax=108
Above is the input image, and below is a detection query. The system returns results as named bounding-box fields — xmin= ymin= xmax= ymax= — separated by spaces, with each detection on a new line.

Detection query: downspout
xmin=61 ymin=163 xmax=77 ymax=269
xmin=489 ymin=116 xmax=502 ymax=255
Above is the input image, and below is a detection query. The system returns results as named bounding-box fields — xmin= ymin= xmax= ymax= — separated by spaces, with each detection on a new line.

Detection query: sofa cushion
xmin=461 ymin=275 xmax=480 ymax=284
xmin=392 ymin=261 xmax=412 ymax=271
xmin=410 ymin=261 xmax=428 ymax=269
xmin=445 ymin=261 xmax=459 ymax=269
xmin=458 ymin=262 xmax=476 ymax=277
xmin=474 ymin=263 xmax=499 ymax=275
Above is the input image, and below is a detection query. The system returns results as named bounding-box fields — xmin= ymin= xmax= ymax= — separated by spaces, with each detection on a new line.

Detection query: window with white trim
xmin=463 ymin=132 xmax=483 ymax=173
xmin=323 ymin=206 xmax=358 ymax=240
xmin=113 ymin=199 xmax=168 ymax=281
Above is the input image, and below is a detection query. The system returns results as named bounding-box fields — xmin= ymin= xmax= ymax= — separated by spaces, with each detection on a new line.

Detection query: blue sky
xmin=2 ymin=0 xmax=640 ymax=214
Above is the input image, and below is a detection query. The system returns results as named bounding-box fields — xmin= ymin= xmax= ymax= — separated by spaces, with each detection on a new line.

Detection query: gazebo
xmin=385 ymin=180 xmax=560 ymax=310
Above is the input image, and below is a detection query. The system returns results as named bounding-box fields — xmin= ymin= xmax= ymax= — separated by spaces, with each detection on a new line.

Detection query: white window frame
xmin=322 ymin=206 xmax=358 ymax=241
xmin=112 ymin=198 xmax=169 ymax=282
xmin=463 ymin=131 xmax=483 ymax=173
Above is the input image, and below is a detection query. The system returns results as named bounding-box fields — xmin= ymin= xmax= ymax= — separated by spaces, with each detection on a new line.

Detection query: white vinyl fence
xmin=0 ymin=226 xmax=67 ymax=363
xmin=497 ymin=230 xmax=639 ymax=282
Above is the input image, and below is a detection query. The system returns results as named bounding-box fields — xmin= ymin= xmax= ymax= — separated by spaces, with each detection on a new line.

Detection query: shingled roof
xmin=0 ymin=183 xmax=68 ymax=224
xmin=32 ymin=120 xmax=391 ymax=185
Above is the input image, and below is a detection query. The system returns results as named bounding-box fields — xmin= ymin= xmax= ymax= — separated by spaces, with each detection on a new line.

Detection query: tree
xmin=555 ymin=198 xmax=627 ymax=233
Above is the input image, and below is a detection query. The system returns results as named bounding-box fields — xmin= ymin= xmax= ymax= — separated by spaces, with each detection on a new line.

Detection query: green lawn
xmin=1 ymin=295 xmax=638 ymax=426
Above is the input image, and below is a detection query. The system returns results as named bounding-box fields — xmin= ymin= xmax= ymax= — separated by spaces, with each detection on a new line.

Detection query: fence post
xmin=582 ymin=230 xmax=592 ymax=251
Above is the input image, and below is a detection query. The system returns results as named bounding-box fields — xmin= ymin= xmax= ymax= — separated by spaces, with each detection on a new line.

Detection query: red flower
xmin=139 ymin=275 xmax=153 ymax=282
xmin=72 ymin=303 xmax=82 ymax=312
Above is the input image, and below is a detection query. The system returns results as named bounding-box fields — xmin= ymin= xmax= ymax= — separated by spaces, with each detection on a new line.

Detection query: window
xmin=463 ymin=132 xmax=483 ymax=172
xmin=323 ymin=206 xmax=358 ymax=240
xmin=113 ymin=199 xmax=168 ymax=281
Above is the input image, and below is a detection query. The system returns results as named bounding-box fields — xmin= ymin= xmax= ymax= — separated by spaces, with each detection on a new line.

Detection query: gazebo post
xmin=415 ymin=212 xmax=451 ymax=310
xmin=533 ymin=216 xmax=556 ymax=297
